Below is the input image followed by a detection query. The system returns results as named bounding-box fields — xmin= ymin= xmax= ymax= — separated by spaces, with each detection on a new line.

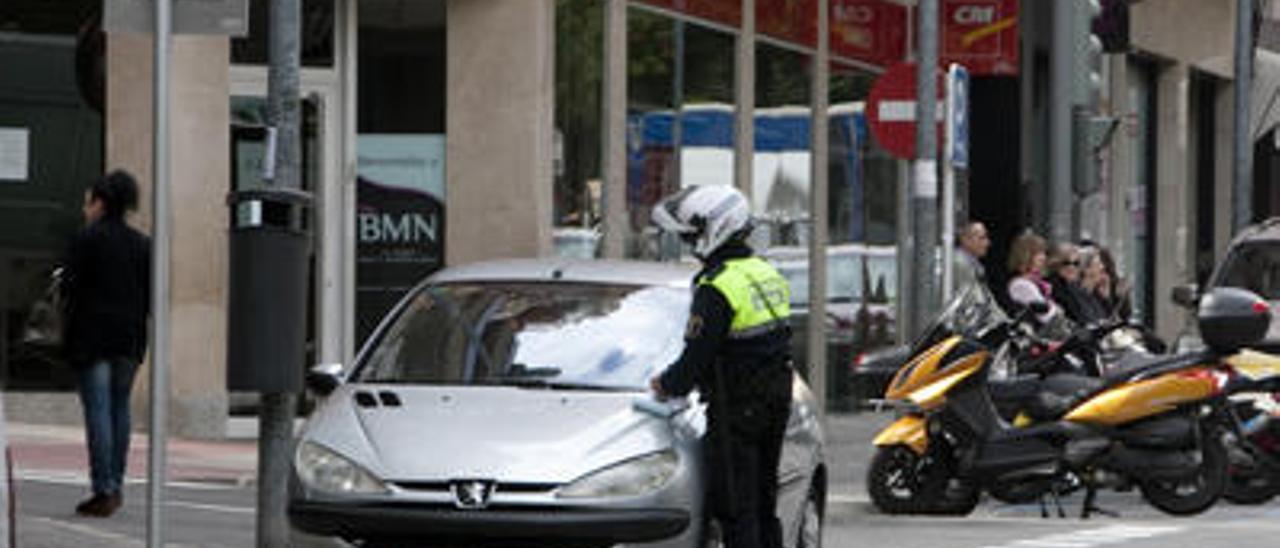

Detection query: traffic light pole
xmin=260 ymin=0 xmax=302 ymax=545
xmin=910 ymin=0 xmax=939 ymax=339
xmin=1048 ymin=0 xmax=1074 ymax=242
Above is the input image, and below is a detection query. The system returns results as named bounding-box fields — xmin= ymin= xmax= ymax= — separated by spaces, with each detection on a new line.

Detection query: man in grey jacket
xmin=953 ymin=221 xmax=990 ymax=295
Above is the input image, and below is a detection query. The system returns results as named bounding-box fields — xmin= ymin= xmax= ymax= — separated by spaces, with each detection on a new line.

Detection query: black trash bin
xmin=226 ymin=188 xmax=312 ymax=393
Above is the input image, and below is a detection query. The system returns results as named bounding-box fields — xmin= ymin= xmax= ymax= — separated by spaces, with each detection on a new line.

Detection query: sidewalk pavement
xmin=7 ymin=422 xmax=258 ymax=488
xmin=6 ymin=409 xmax=892 ymax=513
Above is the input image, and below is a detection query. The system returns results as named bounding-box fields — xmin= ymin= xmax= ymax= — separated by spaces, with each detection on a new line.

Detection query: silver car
xmin=288 ymin=259 xmax=826 ymax=548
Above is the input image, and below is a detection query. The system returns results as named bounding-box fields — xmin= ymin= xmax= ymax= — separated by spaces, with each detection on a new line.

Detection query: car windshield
xmin=911 ymin=283 xmax=1010 ymax=354
xmin=1217 ymin=243 xmax=1280 ymax=300
xmin=354 ymin=282 xmax=690 ymax=390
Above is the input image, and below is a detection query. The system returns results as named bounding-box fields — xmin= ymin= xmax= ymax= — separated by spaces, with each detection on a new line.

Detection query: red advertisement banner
xmin=636 ymin=0 xmax=1019 ymax=76
xmin=632 ymin=0 xmax=742 ymax=28
xmin=757 ymin=0 xmax=818 ymax=47
xmin=830 ymin=0 xmax=908 ymax=69
xmin=940 ymin=0 xmax=1020 ymax=75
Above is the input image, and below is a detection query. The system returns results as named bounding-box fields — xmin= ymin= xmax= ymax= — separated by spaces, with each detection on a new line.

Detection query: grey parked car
xmin=288 ymin=259 xmax=827 ymax=548
xmin=1172 ymin=218 xmax=1280 ymax=353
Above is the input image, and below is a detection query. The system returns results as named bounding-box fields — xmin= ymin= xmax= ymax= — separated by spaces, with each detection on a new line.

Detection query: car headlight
xmin=295 ymin=441 xmax=388 ymax=495
xmin=556 ymin=450 xmax=679 ymax=499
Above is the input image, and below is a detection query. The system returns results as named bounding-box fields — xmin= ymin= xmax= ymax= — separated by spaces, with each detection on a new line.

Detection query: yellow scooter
xmin=867 ymin=285 xmax=1271 ymax=518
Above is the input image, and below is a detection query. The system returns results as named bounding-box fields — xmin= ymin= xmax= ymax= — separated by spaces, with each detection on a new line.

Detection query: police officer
xmin=648 ymin=185 xmax=793 ymax=548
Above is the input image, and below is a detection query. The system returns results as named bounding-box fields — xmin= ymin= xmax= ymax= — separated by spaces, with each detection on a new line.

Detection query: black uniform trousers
xmin=705 ymin=366 xmax=792 ymax=548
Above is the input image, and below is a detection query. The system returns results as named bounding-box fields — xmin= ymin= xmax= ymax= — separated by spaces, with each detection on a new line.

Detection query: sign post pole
xmin=942 ymin=63 xmax=969 ymax=304
xmin=147 ymin=0 xmax=171 ymax=546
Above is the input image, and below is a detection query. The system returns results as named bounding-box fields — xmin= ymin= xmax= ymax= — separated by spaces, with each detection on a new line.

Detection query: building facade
xmin=0 ymin=0 xmax=1264 ymax=437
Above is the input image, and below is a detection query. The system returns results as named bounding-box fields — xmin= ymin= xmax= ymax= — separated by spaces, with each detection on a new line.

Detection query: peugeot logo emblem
xmin=450 ymin=479 xmax=496 ymax=510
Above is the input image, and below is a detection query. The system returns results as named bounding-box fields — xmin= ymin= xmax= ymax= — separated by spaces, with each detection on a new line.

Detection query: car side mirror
xmin=306 ymin=362 xmax=344 ymax=396
xmin=1171 ymin=284 xmax=1200 ymax=309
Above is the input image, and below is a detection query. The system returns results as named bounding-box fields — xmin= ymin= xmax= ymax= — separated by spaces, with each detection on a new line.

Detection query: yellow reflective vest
xmin=699 ymin=256 xmax=791 ymax=339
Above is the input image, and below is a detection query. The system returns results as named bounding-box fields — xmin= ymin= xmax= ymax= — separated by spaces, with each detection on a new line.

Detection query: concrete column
xmin=1215 ymin=81 xmax=1235 ymax=255
xmin=1152 ymin=63 xmax=1192 ymax=342
xmin=1105 ymin=57 xmax=1133 ymax=273
xmin=735 ymin=0 xmax=756 ymax=198
xmin=601 ymin=0 xmax=628 ymax=259
xmin=808 ymin=0 xmax=829 ymax=416
xmin=446 ymin=0 xmax=555 ymax=265
xmin=106 ymin=33 xmax=231 ymax=440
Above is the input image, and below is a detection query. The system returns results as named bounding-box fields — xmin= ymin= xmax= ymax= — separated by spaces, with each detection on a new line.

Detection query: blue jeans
xmin=76 ymin=358 xmax=139 ymax=495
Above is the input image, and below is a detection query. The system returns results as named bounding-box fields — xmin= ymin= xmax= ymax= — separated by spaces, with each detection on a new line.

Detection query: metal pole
xmin=1049 ymin=0 xmax=1074 ymax=242
xmin=898 ymin=5 xmax=916 ymax=343
xmin=673 ymin=19 xmax=685 ymax=193
xmin=941 ymin=66 xmax=956 ymax=305
xmin=897 ymin=160 xmax=913 ymax=343
xmin=601 ymin=0 xmax=628 ymax=258
xmin=261 ymin=0 xmax=301 ymax=545
xmin=808 ymin=0 xmax=830 ymax=416
xmin=1235 ymin=0 xmax=1255 ymax=231
xmin=910 ymin=0 xmax=939 ymax=339
xmin=147 ymin=0 xmax=171 ymax=546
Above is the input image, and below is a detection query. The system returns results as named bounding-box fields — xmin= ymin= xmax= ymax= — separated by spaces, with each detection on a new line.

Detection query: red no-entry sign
xmin=866 ymin=62 xmax=945 ymax=160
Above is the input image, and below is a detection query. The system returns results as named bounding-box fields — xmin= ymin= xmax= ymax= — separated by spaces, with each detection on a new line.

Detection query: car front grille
xmin=390 ymin=481 xmax=561 ymax=494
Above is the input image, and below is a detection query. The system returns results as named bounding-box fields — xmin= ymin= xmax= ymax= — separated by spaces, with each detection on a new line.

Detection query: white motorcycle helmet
xmin=651 ymin=185 xmax=752 ymax=259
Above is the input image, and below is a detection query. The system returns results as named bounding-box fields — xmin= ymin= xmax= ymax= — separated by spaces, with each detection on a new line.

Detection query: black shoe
xmin=75 ymin=492 xmax=122 ymax=517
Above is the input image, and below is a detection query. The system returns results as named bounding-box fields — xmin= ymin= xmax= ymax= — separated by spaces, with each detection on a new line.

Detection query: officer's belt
xmin=727 ymin=318 xmax=789 ymax=339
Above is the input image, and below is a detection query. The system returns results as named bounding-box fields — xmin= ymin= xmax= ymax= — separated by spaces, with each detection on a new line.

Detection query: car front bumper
xmin=289 ymin=500 xmax=691 ymax=546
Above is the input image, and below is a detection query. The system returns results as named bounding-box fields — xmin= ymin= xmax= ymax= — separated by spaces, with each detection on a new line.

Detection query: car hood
xmin=302 ymin=384 xmax=681 ymax=484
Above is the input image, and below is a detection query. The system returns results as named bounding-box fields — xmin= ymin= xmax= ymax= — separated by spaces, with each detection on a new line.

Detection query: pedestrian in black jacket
xmin=62 ymin=170 xmax=150 ymax=518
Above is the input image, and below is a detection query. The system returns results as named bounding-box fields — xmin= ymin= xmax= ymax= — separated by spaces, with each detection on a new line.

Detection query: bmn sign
xmin=105 ymin=0 xmax=248 ymax=36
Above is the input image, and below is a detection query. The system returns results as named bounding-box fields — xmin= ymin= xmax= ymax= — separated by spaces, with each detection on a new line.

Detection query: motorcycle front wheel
xmin=867 ymin=445 xmax=978 ymax=515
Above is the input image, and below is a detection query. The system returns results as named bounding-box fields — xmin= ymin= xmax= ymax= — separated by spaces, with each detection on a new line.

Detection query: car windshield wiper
xmin=485 ymin=377 xmax=631 ymax=391
xmin=505 ymin=363 xmax=562 ymax=377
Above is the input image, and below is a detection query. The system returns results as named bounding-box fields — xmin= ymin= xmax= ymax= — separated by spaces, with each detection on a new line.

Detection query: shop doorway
xmin=0 ymin=2 xmax=104 ymax=391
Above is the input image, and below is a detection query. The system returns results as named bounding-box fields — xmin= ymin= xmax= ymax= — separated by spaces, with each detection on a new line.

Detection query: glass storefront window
xmin=627 ymin=8 xmax=677 ymax=258
xmin=1 ymin=4 xmax=104 ymax=391
xmin=355 ymin=0 xmax=447 ymax=345
xmin=630 ymin=0 xmax=742 ymax=29
xmin=753 ymin=42 xmax=812 ymax=246
xmin=231 ymin=0 xmax=336 ymax=67
xmin=625 ymin=8 xmax=738 ymax=259
xmin=828 ymin=67 xmax=872 ymax=246
xmin=830 ymin=66 xmax=896 ymax=246
xmin=679 ymin=22 xmax=736 ymax=191
xmin=757 ymin=0 xmax=817 ymax=49
xmin=830 ymin=64 xmax=897 ymax=369
xmin=554 ymin=0 xmax=604 ymax=234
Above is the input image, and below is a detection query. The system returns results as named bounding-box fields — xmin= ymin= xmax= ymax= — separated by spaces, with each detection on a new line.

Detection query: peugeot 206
xmin=288 ymin=259 xmax=826 ymax=548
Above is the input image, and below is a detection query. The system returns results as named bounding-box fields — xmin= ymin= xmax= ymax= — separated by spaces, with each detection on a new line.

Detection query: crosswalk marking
xmin=979 ymin=525 xmax=1182 ymax=548
xmin=22 ymin=516 xmax=204 ymax=548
